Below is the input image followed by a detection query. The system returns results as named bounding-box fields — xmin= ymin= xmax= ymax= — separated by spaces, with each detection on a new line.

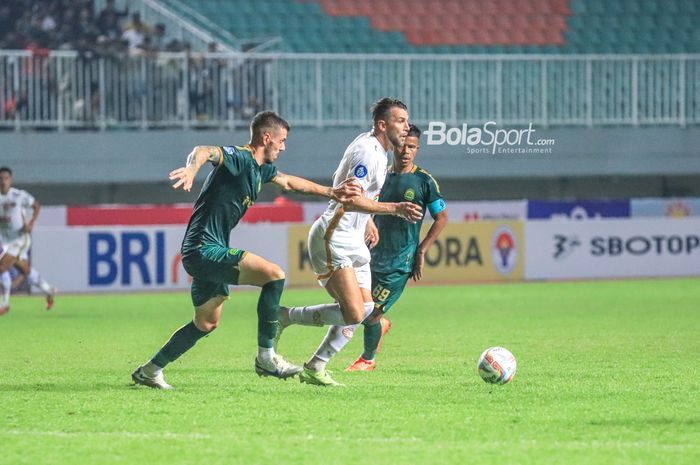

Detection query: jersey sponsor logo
xmin=222 ymin=146 xmax=235 ymax=155
xmin=492 ymin=226 xmax=517 ymax=275
xmin=354 ymin=164 xmax=368 ymax=179
xmin=404 ymin=188 xmax=415 ymax=201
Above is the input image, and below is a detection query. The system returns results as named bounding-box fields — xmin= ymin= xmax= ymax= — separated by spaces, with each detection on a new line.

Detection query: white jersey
xmin=0 ymin=187 xmax=35 ymax=243
xmin=319 ymin=131 xmax=390 ymax=241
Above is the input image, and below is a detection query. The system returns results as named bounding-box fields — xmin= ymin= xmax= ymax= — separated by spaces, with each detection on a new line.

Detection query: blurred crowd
xmin=0 ymin=0 xmax=195 ymax=58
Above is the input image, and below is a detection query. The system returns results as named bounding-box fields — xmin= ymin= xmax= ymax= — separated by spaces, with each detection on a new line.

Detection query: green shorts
xmin=182 ymin=244 xmax=247 ymax=307
xmin=371 ymin=269 xmax=410 ymax=314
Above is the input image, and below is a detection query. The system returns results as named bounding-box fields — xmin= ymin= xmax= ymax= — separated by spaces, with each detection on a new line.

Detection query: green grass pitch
xmin=1 ymin=278 xmax=699 ymax=465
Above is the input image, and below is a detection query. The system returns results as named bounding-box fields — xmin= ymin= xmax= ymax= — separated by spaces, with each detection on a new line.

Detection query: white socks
xmin=307 ymin=301 xmax=375 ymax=371
xmin=141 ymin=360 xmax=163 ymax=377
xmin=257 ymin=346 xmax=275 ymax=363
xmin=284 ymin=303 xmax=347 ymax=327
xmin=27 ymin=268 xmax=53 ymax=295
xmin=0 ymin=271 xmax=10 ymax=308
xmin=307 ymin=324 xmax=359 ymax=370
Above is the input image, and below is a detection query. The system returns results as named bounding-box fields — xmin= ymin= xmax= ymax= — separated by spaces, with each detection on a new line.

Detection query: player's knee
xmin=343 ymin=302 xmax=373 ymax=325
xmin=361 ymin=301 xmax=375 ymax=321
xmin=266 ymin=264 xmax=285 ymax=282
xmin=363 ymin=308 xmax=383 ymax=326
xmin=194 ymin=316 xmax=219 ymax=332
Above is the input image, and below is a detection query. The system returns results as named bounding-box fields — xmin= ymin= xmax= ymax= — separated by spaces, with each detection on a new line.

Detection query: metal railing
xmin=1 ymin=51 xmax=698 ymax=130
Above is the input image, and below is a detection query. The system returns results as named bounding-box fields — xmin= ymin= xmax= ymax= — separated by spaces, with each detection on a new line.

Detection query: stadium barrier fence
xmin=1 ymin=51 xmax=699 ymax=130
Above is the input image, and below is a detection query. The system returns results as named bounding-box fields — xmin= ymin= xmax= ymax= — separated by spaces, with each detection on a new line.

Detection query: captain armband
xmin=427 ymin=198 xmax=446 ymax=217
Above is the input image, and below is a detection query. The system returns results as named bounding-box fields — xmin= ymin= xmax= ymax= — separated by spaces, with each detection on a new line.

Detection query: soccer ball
xmin=477 ymin=347 xmax=517 ymax=384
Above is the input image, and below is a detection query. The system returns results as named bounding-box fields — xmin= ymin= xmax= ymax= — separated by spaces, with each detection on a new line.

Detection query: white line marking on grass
xmin=0 ymin=430 xmax=422 ymax=444
xmin=2 ymin=431 xmax=695 ymax=451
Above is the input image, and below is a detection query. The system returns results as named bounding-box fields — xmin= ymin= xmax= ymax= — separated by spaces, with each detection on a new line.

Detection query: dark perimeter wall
xmin=3 ymin=127 xmax=699 ymax=204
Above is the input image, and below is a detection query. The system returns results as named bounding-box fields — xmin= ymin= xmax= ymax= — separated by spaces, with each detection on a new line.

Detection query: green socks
xmin=151 ymin=321 xmax=209 ymax=368
xmin=257 ymin=279 xmax=285 ymax=349
xmin=362 ymin=320 xmax=382 ymax=361
xmin=149 ymin=278 xmax=285 ymax=368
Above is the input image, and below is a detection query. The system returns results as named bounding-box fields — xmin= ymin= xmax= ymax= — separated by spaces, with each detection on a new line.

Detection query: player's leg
xmin=236 ymin=252 xmax=302 ymax=379
xmin=14 ymin=258 xmax=57 ymax=310
xmin=0 ymin=249 xmax=18 ymax=314
xmin=132 ymin=245 xmax=239 ymax=389
xmin=133 ymin=296 xmax=225 ymax=390
xmin=347 ymin=272 xmax=407 ymax=371
xmin=0 ymin=270 xmax=11 ymax=315
xmin=278 ymin=227 xmax=372 ymax=329
xmin=299 ymin=265 xmax=374 ymax=387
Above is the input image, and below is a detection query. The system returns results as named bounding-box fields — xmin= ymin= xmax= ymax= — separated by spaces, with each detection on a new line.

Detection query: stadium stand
xmin=0 ymin=0 xmax=202 ymax=57
xmin=158 ymin=0 xmax=699 ymax=53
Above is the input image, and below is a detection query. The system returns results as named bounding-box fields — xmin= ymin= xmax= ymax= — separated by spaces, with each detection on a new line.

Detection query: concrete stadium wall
xmin=2 ymin=127 xmax=699 ymax=203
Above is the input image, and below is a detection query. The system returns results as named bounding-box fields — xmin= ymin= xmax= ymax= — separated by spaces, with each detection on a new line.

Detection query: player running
xmin=346 ymin=124 xmax=448 ymax=371
xmin=131 ymin=111 xmax=362 ymax=390
xmin=275 ymin=98 xmax=423 ymax=386
xmin=0 ymin=166 xmax=57 ymax=316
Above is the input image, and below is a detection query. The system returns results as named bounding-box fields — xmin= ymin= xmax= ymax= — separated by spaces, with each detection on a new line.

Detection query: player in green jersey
xmin=131 ymin=111 xmax=361 ymax=389
xmin=347 ymin=124 xmax=448 ymax=371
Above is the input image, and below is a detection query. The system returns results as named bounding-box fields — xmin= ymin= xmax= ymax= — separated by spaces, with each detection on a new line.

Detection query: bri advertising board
xmin=31 ymin=225 xmax=288 ymax=293
xmin=525 ymin=218 xmax=700 ymax=280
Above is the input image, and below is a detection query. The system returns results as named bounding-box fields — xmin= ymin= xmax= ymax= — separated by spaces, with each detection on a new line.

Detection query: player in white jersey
xmin=276 ymin=98 xmax=422 ymax=386
xmin=0 ymin=167 xmax=56 ymax=316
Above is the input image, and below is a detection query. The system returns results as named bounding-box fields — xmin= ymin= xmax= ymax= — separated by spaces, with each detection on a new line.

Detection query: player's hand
xmin=365 ymin=218 xmax=379 ymax=249
xmin=332 ymin=178 xmax=363 ymax=203
xmin=169 ymin=166 xmax=196 ymax=192
xmin=396 ymin=202 xmax=423 ymax=223
xmin=411 ymin=250 xmax=425 ymax=281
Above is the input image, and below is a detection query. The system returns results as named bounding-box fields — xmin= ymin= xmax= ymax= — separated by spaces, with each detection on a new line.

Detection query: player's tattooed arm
xmin=169 ymin=146 xmax=222 ymax=192
xmin=188 ymin=146 xmax=222 ymax=166
xmin=271 ymin=172 xmax=362 ymax=202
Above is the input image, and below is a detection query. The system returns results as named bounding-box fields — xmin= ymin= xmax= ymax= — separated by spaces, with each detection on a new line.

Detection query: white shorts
xmin=0 ymin=234 xmax=31 ymax=261
xmin=307 ymin=218 xmax=372 ymax=290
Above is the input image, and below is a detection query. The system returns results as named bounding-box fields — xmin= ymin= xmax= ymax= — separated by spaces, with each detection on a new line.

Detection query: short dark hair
xmin=407 ymin=124 xmax=421 ymax=139
xmin=250 ymin=111 xmax=290 ymax=142
xmin=0 ymin=166 xmax=12 ymax=176
xmin=371 ymin=97 xmax=407 ymax=124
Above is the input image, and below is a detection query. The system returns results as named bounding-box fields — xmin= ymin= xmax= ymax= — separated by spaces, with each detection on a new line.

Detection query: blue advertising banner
xmin=631 ymin=198 xmax=700 ymax=218
xmin=527 ymin=200 xmax=630 ymax=219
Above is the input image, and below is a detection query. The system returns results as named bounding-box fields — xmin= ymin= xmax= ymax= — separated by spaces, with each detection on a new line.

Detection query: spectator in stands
xmin=96 ymin=0 xmax=128 ymax=33
xmin=96 ymin=10 xmax=123 ymax=45
xmin=76 ymin=7 xmax=100 ymax=43
xmin=0 ymin=5 xmax=17 ymax=37
xmin=121 ymin=12 xmax=154 ymax=55
xmin=152 ymin=23 xmax=166 ymax=51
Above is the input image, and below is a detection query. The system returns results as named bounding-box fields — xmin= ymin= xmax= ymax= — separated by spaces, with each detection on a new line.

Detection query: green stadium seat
xmin=156 ymin=0 xmax=699 ymax=55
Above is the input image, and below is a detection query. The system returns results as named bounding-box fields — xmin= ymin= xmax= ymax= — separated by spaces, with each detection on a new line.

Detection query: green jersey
xmin=370 ymin=165 xmax=443 ymax=274
xmin=182 ymin=145 xmax=277 ymax=252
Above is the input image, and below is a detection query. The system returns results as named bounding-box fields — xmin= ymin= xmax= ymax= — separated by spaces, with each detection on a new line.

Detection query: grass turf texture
xmin=1 ymin=279 xmax=699 ymax=465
